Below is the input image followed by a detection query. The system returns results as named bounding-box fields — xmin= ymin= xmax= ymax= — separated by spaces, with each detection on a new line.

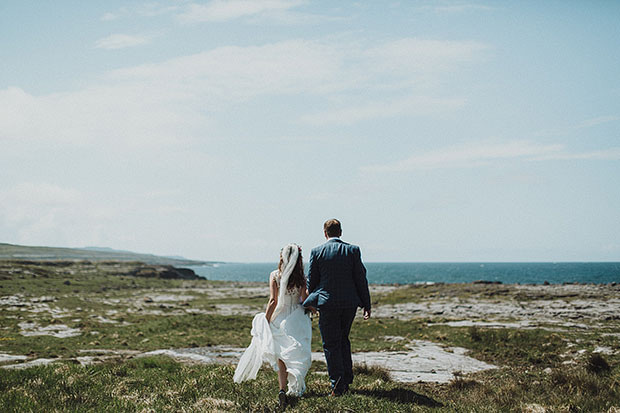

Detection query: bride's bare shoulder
xmin=269 ymin=270 xmax=280 ymax=283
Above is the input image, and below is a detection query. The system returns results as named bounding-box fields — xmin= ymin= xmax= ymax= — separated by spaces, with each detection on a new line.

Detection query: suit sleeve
xmin=352 ymin=246 xmax=371 ymax=310
xmin=307 ymin=248 xmax=320 ymax=293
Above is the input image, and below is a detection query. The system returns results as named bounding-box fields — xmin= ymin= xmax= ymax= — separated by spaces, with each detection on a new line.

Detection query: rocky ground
xmin=374 ymin=283 xmax=620 ymax=329
xmin=1 ymin=261 xmax=618 ymax=384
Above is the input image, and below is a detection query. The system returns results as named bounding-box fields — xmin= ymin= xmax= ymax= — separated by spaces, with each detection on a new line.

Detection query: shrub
xmin=586 ymin=353 xmax=611 ymax=375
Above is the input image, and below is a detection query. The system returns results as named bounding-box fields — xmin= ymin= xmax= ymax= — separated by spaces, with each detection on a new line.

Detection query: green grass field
xmin=1 ymin=261 xmax=618 ymax=412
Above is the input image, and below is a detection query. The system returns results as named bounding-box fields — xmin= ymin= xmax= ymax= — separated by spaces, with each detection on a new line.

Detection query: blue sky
xmin=1 ymin=1 xmax=619 ymax=262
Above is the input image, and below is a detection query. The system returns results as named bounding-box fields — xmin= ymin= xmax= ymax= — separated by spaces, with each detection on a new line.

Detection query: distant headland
xmin=0 ymin=242 xmax=214 ymax=267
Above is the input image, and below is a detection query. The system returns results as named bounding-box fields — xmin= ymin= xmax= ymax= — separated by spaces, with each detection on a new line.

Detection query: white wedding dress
xmin=233 ymin=270 xmax=312 ymax=396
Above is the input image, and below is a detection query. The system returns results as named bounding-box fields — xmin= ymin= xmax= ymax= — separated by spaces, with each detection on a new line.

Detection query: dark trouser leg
xmin=319 ymin=309 xmax=344 ymax=391
xmin=319 ymin=308 xmax=357 ymax=393
xmin=340 ymin=307 xmax=357 ymax=388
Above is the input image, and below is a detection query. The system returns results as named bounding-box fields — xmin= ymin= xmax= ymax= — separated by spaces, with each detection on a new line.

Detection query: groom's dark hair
xmin=324 ymin=219 xmax=342 ymax=237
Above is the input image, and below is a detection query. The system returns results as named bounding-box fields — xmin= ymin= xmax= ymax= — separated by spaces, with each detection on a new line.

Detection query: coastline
xmin=189 ymin=261 xmax=620 ymax=285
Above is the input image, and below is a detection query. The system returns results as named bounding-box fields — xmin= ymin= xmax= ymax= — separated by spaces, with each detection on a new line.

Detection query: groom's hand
xmin=363 ymin=308 xmax=371 ymax=320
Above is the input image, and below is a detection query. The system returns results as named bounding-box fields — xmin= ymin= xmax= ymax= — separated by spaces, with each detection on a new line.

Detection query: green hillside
xmin=0 ymin=243 xmax=210 ymax=266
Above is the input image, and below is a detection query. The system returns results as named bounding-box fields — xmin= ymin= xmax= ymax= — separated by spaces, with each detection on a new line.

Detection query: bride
xmin=233 ymin=244 xmax=313 ymax=407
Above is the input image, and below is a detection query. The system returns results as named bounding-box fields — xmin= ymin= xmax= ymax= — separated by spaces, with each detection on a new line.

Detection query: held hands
xmin=302 ymin=306 xmax=367 ymax=318
xmin=305 ymin=306 xmax=318 ymax=316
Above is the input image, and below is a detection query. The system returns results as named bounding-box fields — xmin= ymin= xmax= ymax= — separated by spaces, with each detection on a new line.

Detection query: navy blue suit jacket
xmin=302 ymin=238 xmax=371 ymax=310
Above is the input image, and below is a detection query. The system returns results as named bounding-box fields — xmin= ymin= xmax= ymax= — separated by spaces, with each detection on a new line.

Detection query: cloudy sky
xmin=1 ymin=1 xmax=619 ymax=262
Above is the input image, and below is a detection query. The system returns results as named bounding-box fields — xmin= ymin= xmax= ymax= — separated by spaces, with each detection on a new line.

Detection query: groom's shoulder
xmin=337 ymin=239 xmax=357 ymax=249
xmin=343 ymin=242 xmax=362 ymax=257
xmin=311 ymin=243 xmax=324 ymax=250
xmin=311 ymin=241 xmax=332 ymax=255
xmin=314 ymin=240 xmax=358 ymax=252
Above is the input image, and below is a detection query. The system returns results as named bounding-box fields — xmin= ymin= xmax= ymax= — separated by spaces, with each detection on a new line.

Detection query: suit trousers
xmin=318 ymin=307 xmax=357 ymax=392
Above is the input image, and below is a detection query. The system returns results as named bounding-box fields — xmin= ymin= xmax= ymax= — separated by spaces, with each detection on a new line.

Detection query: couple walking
xmin=233 ymin=219 xmax=372 ymax=406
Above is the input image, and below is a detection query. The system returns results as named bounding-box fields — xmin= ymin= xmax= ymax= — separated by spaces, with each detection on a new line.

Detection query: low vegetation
xmin=1 ymin=260 xmax=618 ymax=412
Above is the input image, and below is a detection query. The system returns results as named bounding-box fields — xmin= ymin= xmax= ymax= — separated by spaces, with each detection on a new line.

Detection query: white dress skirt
xmin=233 ymin=273 xmax=312 ymax=396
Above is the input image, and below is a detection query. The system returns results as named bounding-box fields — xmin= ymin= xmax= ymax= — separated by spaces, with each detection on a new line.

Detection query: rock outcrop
xmin=129 ymin=265 xmax=201 ymax=280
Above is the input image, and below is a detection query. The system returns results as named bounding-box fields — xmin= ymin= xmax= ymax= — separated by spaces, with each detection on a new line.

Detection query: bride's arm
xmin=265 ymin=274 xmax=278 ymax=322
xmin=300 ymin=285 xmax=317 ymax=314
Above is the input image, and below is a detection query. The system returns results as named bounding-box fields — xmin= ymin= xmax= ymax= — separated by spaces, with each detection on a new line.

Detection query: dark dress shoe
xmin=278 ymin=390 xmax=287 ymax=409
xmin=329 ymin=388 xmax=344 ymax=397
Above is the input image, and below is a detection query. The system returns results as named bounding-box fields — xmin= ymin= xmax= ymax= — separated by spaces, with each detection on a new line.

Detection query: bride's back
xmin=272 ymin=270 xmax=302 ymax=318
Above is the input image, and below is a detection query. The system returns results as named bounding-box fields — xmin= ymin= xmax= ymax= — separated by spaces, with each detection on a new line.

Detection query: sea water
xmin=189 ymin=262 xmax=619 ymax=285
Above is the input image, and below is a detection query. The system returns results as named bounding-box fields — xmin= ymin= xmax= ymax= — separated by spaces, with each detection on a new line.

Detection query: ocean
xmin=189 ymin=262 xmax=620 ymax=285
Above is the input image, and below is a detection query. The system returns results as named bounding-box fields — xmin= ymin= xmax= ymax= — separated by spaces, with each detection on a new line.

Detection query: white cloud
xmin=101 ymin=4 xmax=179 ymax=21
xmin=108 ymin=36 xmax=485 ymax=122
xmin=365 ymin=141 xmax=620 ymax=172
xmin=0 ymin=85 xmax=207 ymax=145
xmin=95 ymin=33 xmax=152 ymax=50
xmin=0 ymin=182 xmax=196 ymax=250
xmin=366 ymin=141 xmax=563 ymax=172
xmin=301 ymin=95 xmax=466 ymax=125
xmin=300 ymin=38 xmax=486 ymax=124
xmin=2 ymin=182 xmax=81 ymax=207
xmin=136 ymin=3 xmax=180 ymax=17
xmin=433 ymin=4 xmax=492 ymax=13
xmin=109 ymin=39 xmax=346 ymax=101
xmin=419 ymin=2 xmax=492 ymax=13
xmin=0 ymin=183 xmax=96 ymax=246
xmin=0 ymin=36 xmax=487 ymax=146
xmin=364 ymin=38 xmax=487 ymax=77
xmin=178 ymin=0 xmax=305 ymax=23
xmin=574 ymin=115 xmax=619 ymax=129
xmin=535 ymin=115 xmax=619 ymax=137
xmin=531 ymin=147 xmax=620 ymax=161
xmin=100 ymin=12 xmax=118 ymax=21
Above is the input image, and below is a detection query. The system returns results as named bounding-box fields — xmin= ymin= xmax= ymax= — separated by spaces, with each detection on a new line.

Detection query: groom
xmin=303 ymin=219 xmax=371 ymax=396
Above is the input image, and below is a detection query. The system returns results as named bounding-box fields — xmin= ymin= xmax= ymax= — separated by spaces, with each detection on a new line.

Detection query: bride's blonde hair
xmin=278 ymin=246 xmax=305 ymax=291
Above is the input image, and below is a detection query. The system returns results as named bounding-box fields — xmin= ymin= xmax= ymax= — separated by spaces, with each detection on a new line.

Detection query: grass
xmin=1 ymin=260 xmax=619 ymax=412
xmin=1 ymin=355 xmax=618 ymax=412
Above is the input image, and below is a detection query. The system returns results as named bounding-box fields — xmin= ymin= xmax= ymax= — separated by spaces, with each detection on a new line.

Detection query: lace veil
xmin=272 ymin=243 xmax=300 ymax=320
